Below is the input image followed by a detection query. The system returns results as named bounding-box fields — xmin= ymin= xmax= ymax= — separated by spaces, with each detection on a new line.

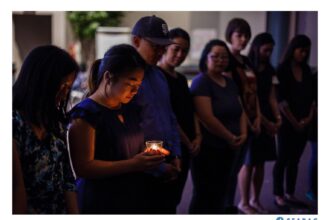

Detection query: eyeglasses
xmin=143 ymin=38 xmax=166 ymax=51
xmin=208 ymin=54 xmax=229 ymax=61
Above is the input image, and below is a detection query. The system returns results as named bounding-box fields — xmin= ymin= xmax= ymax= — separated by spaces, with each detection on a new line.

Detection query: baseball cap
xmin=132 ymin=15 xmax=172 ymax=46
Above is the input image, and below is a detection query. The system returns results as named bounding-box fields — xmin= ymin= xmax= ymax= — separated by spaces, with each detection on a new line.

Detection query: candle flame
xmin=150 ymin=144 xmax=159 ymax=150
xmin=145 ymin=141 xmax=170 ymax=156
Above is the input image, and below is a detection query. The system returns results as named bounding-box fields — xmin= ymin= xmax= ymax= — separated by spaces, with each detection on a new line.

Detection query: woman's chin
xmin=123 ymin=97 xmax=133 ymax=103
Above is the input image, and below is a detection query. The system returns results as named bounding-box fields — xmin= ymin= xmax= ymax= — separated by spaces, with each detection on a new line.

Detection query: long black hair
xmin=199 ymin=39 xmax=233 ymax=73
xmin=281 ymin=34 xmax=311 ymax=67
xmin=88 ymin=44 xmax=146 ymax=95
xmin=13 ymin=45 xmax=79 ymax=133
xmin=248 ymin=32 xmax=275 ymax=69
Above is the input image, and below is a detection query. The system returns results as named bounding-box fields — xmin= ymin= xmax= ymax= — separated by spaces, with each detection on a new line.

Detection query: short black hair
xmin=169 ymin=27 xmax=190 ymax=47
xmin=225 ymin=18 xmax=251 ymax=43
xmin=199 ymin=39 xmax=233 ymax=73
xmin=13 ymin=45 xmax=79 ymax=133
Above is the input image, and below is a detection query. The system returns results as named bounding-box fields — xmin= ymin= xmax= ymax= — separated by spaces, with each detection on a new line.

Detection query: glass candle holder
xmin=145 ymin=140 xmax=170 ymax=156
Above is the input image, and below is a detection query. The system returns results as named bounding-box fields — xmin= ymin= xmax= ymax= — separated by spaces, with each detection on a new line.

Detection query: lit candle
xmin=150 ymin=144 xmax=159 ymax=150
xmin=145 ymin=140 xmax=170 ymax=156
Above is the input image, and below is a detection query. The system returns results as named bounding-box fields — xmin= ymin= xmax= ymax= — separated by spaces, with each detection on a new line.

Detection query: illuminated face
xmin=55 ymin=71 xmax=76 ymax=107
xmin=163 ymin=37 xmax=189 ymax=68
xmin=230 ymin=31 xmax=250 ymax=51
xmin=110 ymin=68 xmax=144 ymax=104
xmin=206 ymin=45 xmax=229 ymax=74
xmin=293 ymin=47 xmax=310 ymax=63
xmin=135 ymin=37 xmax=166 ymax=65
xmin=259 ymin=43 xmax=274 ymax=62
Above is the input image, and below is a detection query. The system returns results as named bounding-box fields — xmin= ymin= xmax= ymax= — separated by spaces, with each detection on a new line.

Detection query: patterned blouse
xmin=13 ymin=110 xmax=76 ymax=214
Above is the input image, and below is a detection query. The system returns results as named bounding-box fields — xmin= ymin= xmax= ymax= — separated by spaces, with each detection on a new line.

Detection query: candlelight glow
xmin=145 ymin=140 xmax=170 ymax=156
xmin=150 ymin=144 xmax=159 ymax=150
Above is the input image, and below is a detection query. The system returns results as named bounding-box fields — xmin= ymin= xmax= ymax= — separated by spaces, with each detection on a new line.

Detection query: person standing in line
xmin=189 ymin=39 xmax=247 ymax=214
xmin=158 ymin=27 xmax=202 ymax=208
xmin=225 ymin=17 xmax=262 ymax=214
xmin=273 ymin=35 xmax=315 ymax=210
xmin=306 ymin=71 xmax=317 ymax=203
xmin=68 ymin=44 xmax=165 ymax=214
xmin=246 ymin=32 xmax=282 ymax=213
xmin=13 ymin=45 xmax=79 ymax=214
xmin=131 ymin=15 xmax=182 ymax=213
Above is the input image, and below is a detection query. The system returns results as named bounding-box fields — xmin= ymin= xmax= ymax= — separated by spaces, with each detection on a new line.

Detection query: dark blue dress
xmin=248 ymin=65 xmax=277 ymax=164
xmin=70 ymin=98 xmax=148 ymax=214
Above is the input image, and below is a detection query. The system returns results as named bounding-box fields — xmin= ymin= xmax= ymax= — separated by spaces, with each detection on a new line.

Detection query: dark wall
xmin=13 ymin=14 xmax=52 ymax=60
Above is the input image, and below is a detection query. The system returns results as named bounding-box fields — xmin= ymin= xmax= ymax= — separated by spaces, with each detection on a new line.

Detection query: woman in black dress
xmin=273 ymin=35 xmax=315 ymax=209
xmin=247 ymin=33 xmax=282 ymax=213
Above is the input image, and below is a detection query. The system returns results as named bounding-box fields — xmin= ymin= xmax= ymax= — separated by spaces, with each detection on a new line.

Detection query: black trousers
xmin=189 ymin=143 xmax=237 ymax=214
xmin=273 ymin=121 xmax=309 ymax=196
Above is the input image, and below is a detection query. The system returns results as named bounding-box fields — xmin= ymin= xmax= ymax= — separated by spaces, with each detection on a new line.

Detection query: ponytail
xmin=88 ymin=59 xmax=102 ymax=96
xmin=87 ymin=44 xmax=146 ymax=96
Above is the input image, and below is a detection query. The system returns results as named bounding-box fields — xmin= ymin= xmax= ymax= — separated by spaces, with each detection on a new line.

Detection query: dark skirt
xmin=77 ymin=173 xmax=150 ymax=214
xmin=243 ymin=131 xmax=276 ymax=165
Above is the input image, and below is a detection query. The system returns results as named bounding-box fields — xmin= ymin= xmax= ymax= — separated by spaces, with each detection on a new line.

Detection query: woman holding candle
xmin=68 ymin=44 xmax=165 ymax=214
xmin=158 ymin=27 xmax=202 ymax=208
xmin=189 ymin=39 xmax=247 ymax=214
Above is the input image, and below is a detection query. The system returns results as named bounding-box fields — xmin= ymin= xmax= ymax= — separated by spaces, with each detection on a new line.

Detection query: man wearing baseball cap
xmin=132 ymin=15 xmax=173 ymax=65
xmin=131 ymin=15 xmax=181 ymax=213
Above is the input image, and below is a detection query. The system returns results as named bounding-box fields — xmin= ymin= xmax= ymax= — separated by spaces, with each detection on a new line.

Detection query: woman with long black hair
xmin=13 ymin=45 xmax=79 ymax=213
xmin=247 ymin=32 xmax=282 ymax=213
xmin=273 ymin=35 xmax=315 ymax=209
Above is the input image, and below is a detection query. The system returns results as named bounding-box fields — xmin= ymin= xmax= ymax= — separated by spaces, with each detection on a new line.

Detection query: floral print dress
xmin=13 ymin=110 xmax=76 ymax=214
